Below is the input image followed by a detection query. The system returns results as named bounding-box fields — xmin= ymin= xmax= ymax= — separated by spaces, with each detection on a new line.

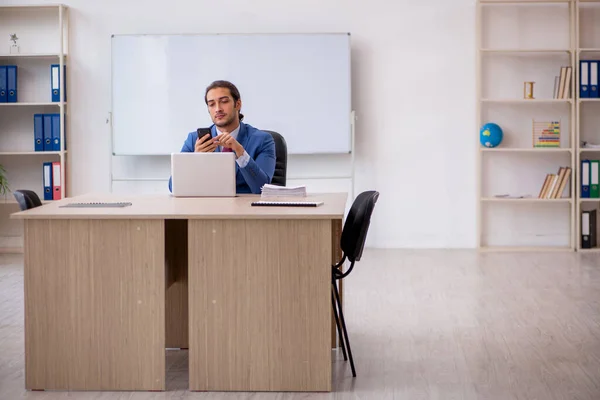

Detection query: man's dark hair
xmin=204 ymin=80 xmax=244 ymax=121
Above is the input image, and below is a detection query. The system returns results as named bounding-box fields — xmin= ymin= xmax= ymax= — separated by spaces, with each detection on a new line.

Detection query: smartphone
xmin=197 ymin=127 xmax=212 ymax=142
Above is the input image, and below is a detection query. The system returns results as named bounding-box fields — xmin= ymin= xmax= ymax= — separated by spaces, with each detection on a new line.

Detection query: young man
xmin=168 ymin=80 xmax=276 ymax=194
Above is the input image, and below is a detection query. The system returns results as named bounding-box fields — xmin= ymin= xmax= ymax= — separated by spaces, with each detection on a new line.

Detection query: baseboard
xmin=0 ymin=247 xmax=23 ymax=254
xmin=369 ymin=234 xmax=476 ymax=249
xmin=0 ymin=235 xmax=23 ymax=253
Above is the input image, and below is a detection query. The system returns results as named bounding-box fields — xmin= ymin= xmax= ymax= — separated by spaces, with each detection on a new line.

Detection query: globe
xmin=480 ymin=123 xmax=503 ymax=148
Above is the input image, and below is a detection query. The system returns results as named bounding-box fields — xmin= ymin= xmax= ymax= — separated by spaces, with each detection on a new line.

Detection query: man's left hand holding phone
xmin=195 ymin=128 xmax=216 ymax=153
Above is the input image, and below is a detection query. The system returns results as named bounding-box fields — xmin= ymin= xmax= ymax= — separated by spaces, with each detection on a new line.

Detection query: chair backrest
xmin=263 ymin=130 xmax=287 ymax=186
xmin=341 ymin=191 xmax=380 ymax=263
xmin=13 ymin=190 xmax=43 ymax=211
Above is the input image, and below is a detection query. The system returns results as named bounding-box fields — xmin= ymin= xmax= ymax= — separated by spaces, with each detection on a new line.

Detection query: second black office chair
xmin=13 ymin=189 xmax=43 ymax=211
xmin=332 ymin=190 xmax=379 ymax=378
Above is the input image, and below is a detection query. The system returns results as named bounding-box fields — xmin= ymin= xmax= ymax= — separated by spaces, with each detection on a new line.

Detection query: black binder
xmin=582 ymin=209 xmax=597 ymax=249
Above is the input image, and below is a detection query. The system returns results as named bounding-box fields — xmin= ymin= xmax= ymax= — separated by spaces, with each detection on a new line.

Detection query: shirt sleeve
xmin=235 ymin=150 xmax=250 ymax=168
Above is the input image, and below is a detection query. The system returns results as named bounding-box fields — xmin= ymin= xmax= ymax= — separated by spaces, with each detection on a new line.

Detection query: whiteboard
xmin=111 ymin=33 xmax=352 ymax=155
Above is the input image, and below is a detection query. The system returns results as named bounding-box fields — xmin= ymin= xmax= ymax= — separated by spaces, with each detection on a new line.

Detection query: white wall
xmin=10 ymin=0 xmax=478 ymax=249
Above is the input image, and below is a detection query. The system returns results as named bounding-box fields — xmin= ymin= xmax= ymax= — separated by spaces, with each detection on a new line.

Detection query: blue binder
xmin=592 ymin=61 xmax=599 ymax=99
xmin=582 ymin=159 xmax=591 ymax=198
xmin=34 ymin=114 xmax=44 ymax=151
xmin=50 ymin=64 xmax=66 ymax=102
xmin=0 ymin=66 xmax=6 ymax=103
xmin=6 ymin=65 xmax=17 ymax=103
xmin=43 ymin=162 xmax=53 ymax=201
xmin=581 ymin=61 xmax=590 ymax=98
xmin=51 ymin=113 xmax=60 ymax=151
xmin=43 ymin=114 xmax=53 ymax=151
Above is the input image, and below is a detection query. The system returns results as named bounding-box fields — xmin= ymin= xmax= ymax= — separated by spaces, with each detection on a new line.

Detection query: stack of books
xmin=260 ymin=184 xmax=307 ymax=198
xmin=538 ymin=166 xmax=571 ymax=199
xmin=553 ymin=66 xmax=572 ymax=99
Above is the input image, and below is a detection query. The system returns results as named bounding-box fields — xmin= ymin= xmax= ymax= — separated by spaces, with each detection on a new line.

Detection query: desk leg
xmin=331 ymin=218 xmax=343 ymax=349
xmin=24 ymin=219 xmax=165 ymax=391
xmin=165 ymin=219 xmax=188 ymax=349
xmin=189 ymin=219 xmax=332 ymax=392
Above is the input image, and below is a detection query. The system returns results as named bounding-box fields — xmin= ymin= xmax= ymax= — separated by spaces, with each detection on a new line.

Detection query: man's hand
xmin=195 ymin=134 xmax=216 ymax=153
xmin=215 ymin=133 xmax=244 ymax=157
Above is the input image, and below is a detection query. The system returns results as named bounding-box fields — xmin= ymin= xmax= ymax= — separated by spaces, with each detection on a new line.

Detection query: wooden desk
xmin=11 ymin=193 xmax=347 ymax=392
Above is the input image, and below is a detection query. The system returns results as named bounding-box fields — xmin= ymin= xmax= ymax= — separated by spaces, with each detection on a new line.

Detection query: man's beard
xmin=215 ymin=114 xmax=235 ymax=127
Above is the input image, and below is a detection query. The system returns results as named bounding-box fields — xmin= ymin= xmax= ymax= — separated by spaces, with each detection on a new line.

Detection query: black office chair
xmin=332 ymin=190 xmax=379 ymax=378
xmin=263 ymin=130 xmax=287 ymax=186
xmin=13 ymin=189 xmax=43 ymax=211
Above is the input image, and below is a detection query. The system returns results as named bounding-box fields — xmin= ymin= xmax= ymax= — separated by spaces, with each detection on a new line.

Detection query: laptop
xmin=171 ymin=152 xmax=236 ymax=197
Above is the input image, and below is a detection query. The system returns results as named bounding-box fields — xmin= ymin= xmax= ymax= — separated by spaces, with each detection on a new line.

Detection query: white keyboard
xmin=251 ymin=201 xmax=323 ymax=207
xmin=59 ymin=202 xmax=133 ymax=208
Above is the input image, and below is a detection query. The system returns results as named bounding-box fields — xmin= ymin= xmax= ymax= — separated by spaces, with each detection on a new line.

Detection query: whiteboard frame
xmin=108 ymin=32 xmax=355 ymax=200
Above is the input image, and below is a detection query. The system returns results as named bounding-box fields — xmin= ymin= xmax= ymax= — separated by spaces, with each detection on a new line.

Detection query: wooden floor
xmin=1 ymin=249 xmax=599 ymax=399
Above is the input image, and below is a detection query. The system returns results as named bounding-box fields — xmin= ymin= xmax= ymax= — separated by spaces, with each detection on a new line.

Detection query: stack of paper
xmin=261 ymin=184 xmax=307 ymax=198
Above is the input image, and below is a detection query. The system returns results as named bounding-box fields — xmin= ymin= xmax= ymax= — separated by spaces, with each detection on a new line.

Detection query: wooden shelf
xmin=0 ymin=151 xmax=65 ymax=156
xmin=480 ymin=1 xmax=572 ymax=4
xmin=477 ymin=0 xmax=577 ymax=251
xmin=481 ymin=99 xmax=572 ymax=103
xmin=577 ymin=1 xmax=600 ymax=249
xmin=481 ymin=197 xmax=572 ymax=203
xmin=0 ymin=4 xmax=69 ymax=254
xmin=0 ymin=4 xmax=67 ymax=9
xmin=480 ymin=48 xmax=572 ymax=53
xmin=0 ymin=102 xmax=66 ymax=107
xmin=0 ymin=53 xmax=66 ymax=59
xmin=480 ymin=148 xmax=571 ymax=152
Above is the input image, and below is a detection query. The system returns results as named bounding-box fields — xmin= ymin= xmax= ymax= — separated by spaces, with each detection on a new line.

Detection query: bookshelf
xmin=0 ymin=4 xmax=69 ymax=253
xmin=576 ymin=0 xmax=600 ymax=251
xmin=476 ymin=0 xmax=577 ymax=251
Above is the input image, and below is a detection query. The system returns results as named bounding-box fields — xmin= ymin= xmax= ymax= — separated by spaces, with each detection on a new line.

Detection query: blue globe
xmin=480 ymin=123 xmax=503 ymax=148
